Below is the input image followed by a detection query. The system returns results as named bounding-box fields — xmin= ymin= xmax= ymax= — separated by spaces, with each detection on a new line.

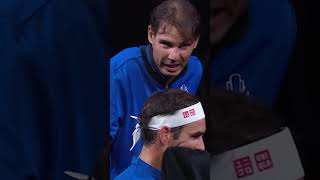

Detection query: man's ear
xmin=148 ymin=25 xmax=155 ymax=44
xmin=159 ymin=126 xmax=171 ymax=145
xmin=192 ymin=36 xmax=200 ymax=49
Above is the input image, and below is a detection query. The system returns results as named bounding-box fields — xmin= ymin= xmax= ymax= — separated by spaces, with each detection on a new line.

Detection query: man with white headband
xmin=115 ymin=89 xmax=206 ymax=180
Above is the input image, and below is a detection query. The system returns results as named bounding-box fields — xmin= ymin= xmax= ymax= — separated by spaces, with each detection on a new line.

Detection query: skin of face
xmin=148 ymin=24 xmax=199 ymax=78
xmin=211 ymin=0 xmax=248 ymax=45
xmin=168 ymin=119 xmax=206 ymax=150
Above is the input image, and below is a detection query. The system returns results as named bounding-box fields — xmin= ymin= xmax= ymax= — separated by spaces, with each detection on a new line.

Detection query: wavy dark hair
xmin=149 ymin=0 xmax=201 ymax=40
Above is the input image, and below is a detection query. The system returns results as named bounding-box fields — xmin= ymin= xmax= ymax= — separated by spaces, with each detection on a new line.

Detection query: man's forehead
xmin=155 ymin=23 xmax=196 ymax=41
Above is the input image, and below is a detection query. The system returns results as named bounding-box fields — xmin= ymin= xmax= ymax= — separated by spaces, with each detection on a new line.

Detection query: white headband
xmin=130 ymin=102 xmax=205 ymax=151
xmin=210 ymin=127 xmax=304 ymax=180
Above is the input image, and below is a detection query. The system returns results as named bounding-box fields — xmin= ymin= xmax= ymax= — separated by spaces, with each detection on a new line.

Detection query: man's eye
xmin=161 ymin=43 xmax=171 ymax=48
xmin=159 ymin=40 xmax=173 ymax=48
xmin=179 ymin=43 xmax=191 ymax=49
xmin=162 ymin=44 xmax=170 ymax=48
xmin=192 ymin=135 xmax=201 ymax=139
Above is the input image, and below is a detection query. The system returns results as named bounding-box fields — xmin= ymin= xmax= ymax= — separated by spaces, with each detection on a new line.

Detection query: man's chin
xmin=161 ymin=70 xmax=181 ymax=78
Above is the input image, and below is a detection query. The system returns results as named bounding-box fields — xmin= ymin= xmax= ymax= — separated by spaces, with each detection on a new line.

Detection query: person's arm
xmin=110 ymin=72 xmax=123 ymax=145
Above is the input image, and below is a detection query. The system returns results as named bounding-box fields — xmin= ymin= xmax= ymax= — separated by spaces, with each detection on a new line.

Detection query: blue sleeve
xmin=114 ymin=168 xmax=134 ymax=180
xmin=110 ymin=70 xmax=124 ymax=144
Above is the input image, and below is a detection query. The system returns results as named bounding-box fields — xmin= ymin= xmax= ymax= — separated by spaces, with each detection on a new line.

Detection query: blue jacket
xmin=1 ymin=0 xmax=108 ymax=179
xmin=114 ymin=158 xmax=161 ymax=180
xmin=210 ymin=0 xmax=296 ymax=106
xmin=110 ymin=44 xmax=203 ymax=179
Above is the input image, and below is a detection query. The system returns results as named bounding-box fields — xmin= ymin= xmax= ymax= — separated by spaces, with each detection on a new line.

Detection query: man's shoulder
xmin=111 ymin=46 xmax=141 ymax=62
xmin=114 ymin=165 xmax=136 ymax=180
xmin=114 ymin=158 xmax=160 ymax=180
xmin=110 ymin=46 xmax=144 ymax=74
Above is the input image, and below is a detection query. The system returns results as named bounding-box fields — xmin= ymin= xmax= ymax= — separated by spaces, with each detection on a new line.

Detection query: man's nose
xmin=195 ymin=137 xmax=205 ymax=150
xmin=168 ymin=48 xmax=180 ymax=60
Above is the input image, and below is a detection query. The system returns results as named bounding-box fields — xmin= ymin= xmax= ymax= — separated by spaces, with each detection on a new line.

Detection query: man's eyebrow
xmin=159 ymin=39 xmax=173 ymax=46
xmin=182 ymin=39 xmax=193 ymax=45
xmin=191 ymin=131 xmax=205 ymax=137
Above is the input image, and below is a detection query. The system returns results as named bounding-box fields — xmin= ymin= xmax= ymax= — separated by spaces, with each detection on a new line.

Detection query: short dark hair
xmin=149 ymin=0 xmax=201 ymax=40
xmin=139 ymin=89 xmax=200 ymax=146
xmin=204 ymin=88 xmax=284 ymax=155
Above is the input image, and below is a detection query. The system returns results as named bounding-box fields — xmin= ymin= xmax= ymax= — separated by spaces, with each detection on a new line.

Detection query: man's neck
xmin=165 ymin=76 xmax=175 ymax=87
xmin=139 ymin=145 xmax=164 ymax=170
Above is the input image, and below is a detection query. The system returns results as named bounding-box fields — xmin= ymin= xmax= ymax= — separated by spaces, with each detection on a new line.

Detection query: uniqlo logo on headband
xmin=254 ymin=150 xmax=273 ymax=171
xmin=183 ymin=109 xmax=196 ymax=118
xmin=233 ymin=156 xmax=254 ymax=178
xmin=183 ymin=111 xmax=190 ymax=118
xmin=189 ymin=109 xmax=195 ymax=116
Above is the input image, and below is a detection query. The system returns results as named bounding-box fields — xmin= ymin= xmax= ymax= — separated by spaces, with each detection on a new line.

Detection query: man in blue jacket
xmin=115 ymin=89 xmax=207 ymax=180
xmin=109 ymin=0 xmax=203 ymax=178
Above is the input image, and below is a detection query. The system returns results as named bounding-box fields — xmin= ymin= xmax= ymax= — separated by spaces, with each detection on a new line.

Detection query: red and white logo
xmin=183 ymin=109 xmax=196 ymax=118
xmin=183 ymin=111 xmax=190 ymax=118
xmin=189 ymin=109 xmax=195 ymax=116
xmin=254 ymin=150 xmax=273 ymax=172
xmin=233 ymin=156 xmax=254 ymax=178
xmin=233 ymin=149 xmax=274 ymax=178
